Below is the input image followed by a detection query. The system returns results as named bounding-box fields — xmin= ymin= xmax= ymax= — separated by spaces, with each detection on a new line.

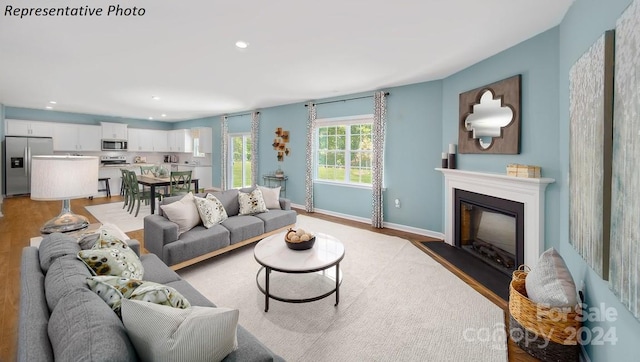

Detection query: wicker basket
xmin=508 ymin=267 xmax=581 ymax=362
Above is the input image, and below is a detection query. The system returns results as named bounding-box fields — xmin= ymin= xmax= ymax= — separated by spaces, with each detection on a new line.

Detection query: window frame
xmin=228 ymin=132 xmax=252 ymax=189
xmin=314 ymin=114 xmax=374 ymax=189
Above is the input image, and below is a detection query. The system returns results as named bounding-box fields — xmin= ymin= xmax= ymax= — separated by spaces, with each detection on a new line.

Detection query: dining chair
xmin=125 ymin=170 xmax=157 ymax=217
xmin=139 ymin=165 xmax=156 ymax=198
xmin=169 ymin=170 xmax=192 ymax=196
xmin=120 ymin=169 xmax=131 ymax=210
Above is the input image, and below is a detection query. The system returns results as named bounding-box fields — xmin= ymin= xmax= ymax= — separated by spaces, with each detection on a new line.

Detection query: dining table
xmin=136 ymin=175 xmax=199 ymax=214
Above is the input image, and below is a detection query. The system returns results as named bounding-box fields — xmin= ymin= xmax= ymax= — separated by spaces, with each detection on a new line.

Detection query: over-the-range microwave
xmin=102 ymin=139 xmax=128 ymax=151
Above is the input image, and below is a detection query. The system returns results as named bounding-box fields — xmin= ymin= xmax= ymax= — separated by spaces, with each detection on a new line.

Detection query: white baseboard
xmin=291 ymin=203 xmax=443 ymax=240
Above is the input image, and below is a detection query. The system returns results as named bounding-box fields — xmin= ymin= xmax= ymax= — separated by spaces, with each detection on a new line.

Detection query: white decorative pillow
xmin=121 ymin=299 xmax=239 ymax=362
xmin=257 ymin=186 xmax=281 ymax=209
xmin=238 ymin=189 xmax=268 ymax=215
xmin=78 ymin=237 xmax=144 ymax=279
xmin=86 ymin=276 xmax=144 ymax=315
xmin=129 ymin=281 xmax=191 ymax=309
xmin=160 ymin=192 xmax=201 ymax=235
xmin=194 ymin=194 xmax=228 ymax=228
xmin=525 ymin=247 xmax=578 ymax=307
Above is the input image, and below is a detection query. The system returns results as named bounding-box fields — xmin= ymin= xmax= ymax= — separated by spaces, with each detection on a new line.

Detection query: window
xmin=192 ymin=129 xmax=205 ymax=157
xmin=229 ymin=133 xmax=252 ymax=188
xmin=315 ymin=115 xmax=373 ymax=186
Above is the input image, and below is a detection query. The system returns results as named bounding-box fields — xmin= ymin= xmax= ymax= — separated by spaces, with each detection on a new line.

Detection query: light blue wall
xmin=558 ymin=0 xmax=639 ymax=360
xmin=441 ymin=27 xmax=561 ymax=245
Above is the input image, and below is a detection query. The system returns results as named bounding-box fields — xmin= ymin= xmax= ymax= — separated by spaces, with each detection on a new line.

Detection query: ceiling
xmin=0 ymin=0 xmax=574 ymax=122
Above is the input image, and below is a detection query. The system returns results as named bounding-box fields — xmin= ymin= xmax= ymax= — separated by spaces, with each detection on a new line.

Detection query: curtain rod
xmin=224 ymin=111 xmax=260 ymax=119
xmin=305 ymin=92 xmax=390 ymax=107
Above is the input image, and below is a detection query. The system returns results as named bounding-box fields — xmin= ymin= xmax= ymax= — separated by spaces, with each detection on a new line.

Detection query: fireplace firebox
xmin=454 ymin=189 xmax=524 ymax=275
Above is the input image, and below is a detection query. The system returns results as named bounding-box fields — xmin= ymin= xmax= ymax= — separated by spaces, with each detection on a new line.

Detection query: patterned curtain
xmin=220 ymin=116 xmax=229 ymax=190
xmin=371 ymin=91 xmax=387 ymax=228
xmin=305 ymin=102 xmax=317 ymax=212
xmin=250 ymin=111 xmax=260 ymax=186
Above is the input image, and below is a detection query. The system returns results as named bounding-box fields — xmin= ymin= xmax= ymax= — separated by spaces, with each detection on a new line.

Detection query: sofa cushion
xmin=164 ymin=225 xmax=231 ymax=266
xmin=254 ymin=209 xmax=297 ymax=233
xmin=48 ymin=288 xmax=136 ymax=361
xmin=121 ymin=299 xmax=238 ymax=362
xmin=129 ymin=281 xmax=191 ymax=309
xmin=39 ymin=233 xmax=81 ymax=273
xmin=238 ymin=188 xmax=268 ymax=215
xmin=160 ymin=192 xmax=201 ymax=236
xmin=140 ymin=253 xmax=182 ymax=284
xmin=78 ymin=242 xmax=144 ymax=279
xmin=211 ymin=189 xmax=240 ymax=217
xmin=257 ymin=186 xmax=281 ymax=209
xmin=220 ymin=216 xmax=265 ymax=244
xmin=195 ymin=194 xmax=228 ymax=228
xmin=44 ymin=257 xmax=92 ymax=312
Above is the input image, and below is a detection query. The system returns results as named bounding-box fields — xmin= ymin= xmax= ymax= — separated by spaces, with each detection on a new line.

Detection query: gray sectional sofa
xmin=144 ymin=188 xmax=297 ymax=270
xmin=18 ymin=233 xmax=283 ymax=361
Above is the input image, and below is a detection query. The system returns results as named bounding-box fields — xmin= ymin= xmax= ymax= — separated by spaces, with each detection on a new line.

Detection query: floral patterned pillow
xmin=238 ymin=188 xmax=268 ymax=215
xmin=77 ymin=234 xmax=144 ymax=279
xmin=86 ymin=275 xmax=144 ymax=315
xmin=194 ymin=194 xmax=228 ymax=228
xmin=129 ymin=281 xmax=191 ymax=309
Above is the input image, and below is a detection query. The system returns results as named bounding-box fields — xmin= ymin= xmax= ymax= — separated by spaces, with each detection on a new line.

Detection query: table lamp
xmin=30 ymin=155 xmax=99 ymax=234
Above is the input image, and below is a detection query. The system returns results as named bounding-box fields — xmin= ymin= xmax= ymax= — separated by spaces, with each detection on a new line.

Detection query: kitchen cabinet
xmin=101 ymin=122 xmax=128 ymax=140
xmin=5 ymin=119 xmax=53 ymax=137
xmin=167 ymin=129 xmax=192 ymax=153
xmin=195 ymin=127 xmax=212 ymax=153
xmin=177 ymin=165 xmax=212 ymax=191
xmin=53 ymin=123 xmax=101 ymax=151
xmin=128 ymin=128 xmax=168 ymax=152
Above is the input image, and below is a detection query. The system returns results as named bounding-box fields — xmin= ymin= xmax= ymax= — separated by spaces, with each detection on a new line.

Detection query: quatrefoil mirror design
xmin=464 ymin=90 xmax=514 ymax=149
xmin=458 ymin=75 xmax=521 ymax=154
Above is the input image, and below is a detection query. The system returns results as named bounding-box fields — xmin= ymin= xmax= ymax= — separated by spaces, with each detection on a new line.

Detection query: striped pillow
xmin=121 ymin=299 xmax=238 ymax=362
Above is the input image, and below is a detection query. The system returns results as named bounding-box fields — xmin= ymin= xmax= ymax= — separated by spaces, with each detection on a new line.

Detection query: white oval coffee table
xmin=254 ymin=231 xmax=345 ymax=312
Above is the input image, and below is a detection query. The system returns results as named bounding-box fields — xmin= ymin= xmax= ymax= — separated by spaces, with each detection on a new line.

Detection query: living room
xmin=2 ymin=0 xmax=639 ymax=360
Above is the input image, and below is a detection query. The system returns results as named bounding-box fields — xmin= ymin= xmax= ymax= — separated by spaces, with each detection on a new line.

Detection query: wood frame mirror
xmin=458 ymin=75 xmax=521 ymax=154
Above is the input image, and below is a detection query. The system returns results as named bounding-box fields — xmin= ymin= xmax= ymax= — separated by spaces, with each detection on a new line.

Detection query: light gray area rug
xmin=179 ymin=215 xmax=508 ymax=361
xmin=85 ymin=201 xmax=151 ymax=232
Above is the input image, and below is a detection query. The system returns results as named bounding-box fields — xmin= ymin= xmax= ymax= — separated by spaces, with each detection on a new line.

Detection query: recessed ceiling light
xmin=148 ymin=117 xmax=154 ymax=120
xmin=161 ymin=114 xmax=167 ymax=117
xmin=49 ymin=101 xmax=57 ymax=104
xmin=235 ymin=40 xmax=249 ymax=49
xmin=151 ymin=96 xmax=160 ymax=100
xmin=45 ymin=106 xmax=53 ymax=110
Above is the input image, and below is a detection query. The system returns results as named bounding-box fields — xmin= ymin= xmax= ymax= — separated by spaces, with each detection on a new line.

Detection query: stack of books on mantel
xmin=506 ymin=164 xmax=541 ymax=178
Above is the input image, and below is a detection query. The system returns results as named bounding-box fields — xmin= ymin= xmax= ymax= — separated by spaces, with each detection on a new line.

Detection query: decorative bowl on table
xmin=284 ymin=228 xmax=316 ymax=250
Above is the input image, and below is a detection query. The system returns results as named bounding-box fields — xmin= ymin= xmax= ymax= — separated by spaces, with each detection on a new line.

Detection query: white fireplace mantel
xmin=437 ymin=168 xmax=555 ymax=267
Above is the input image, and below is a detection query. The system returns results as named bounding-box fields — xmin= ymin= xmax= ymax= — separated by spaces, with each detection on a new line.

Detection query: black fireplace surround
xmin=454 ymin=189 xmax=524 ymax=275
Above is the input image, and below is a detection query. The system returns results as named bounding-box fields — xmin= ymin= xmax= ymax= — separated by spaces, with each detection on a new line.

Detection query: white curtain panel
xmin=220 ymin=116 xmax=229 ymax=190
xmin=371 ymin=91 xmax=387 ymax=228
xmin=251 ymin=111 xmax=260 ymax=186
xmin=305 ymin=102 xmax=317 ymax=212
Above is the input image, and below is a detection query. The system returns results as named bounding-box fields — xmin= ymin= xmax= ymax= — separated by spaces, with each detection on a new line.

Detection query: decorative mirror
xmin=458 ymin=75 xmax=521 ymax=154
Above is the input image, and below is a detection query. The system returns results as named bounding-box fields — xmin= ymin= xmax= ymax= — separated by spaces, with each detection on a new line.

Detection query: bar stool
xmin=98 ymin=177 xmax=111 ymax=197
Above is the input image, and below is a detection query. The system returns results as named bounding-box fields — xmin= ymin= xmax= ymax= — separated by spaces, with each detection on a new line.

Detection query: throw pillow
xmin=257 ymin=186 xmax=281 ymax=209
xmin=86 ymin=276 xmax=144 ymax=315
xmin=525 ymin=247 xmax=578 ymax=307
xmin=238 ymin=188 xmax=268 ymax=215
xmin=129 ymin=281 xmax=191 ymax=309
xmin=121 ymin=299 xmax=238 ymax=362
xmin=77 ymin=238 xmax=144 ymax=279
xmin=91 ymin=229 xmax=131 ymax=249
xmin=160 ymin=192 xmax=201 ymax=235
xmin=194 ymin=194 xmax=228 ymax=228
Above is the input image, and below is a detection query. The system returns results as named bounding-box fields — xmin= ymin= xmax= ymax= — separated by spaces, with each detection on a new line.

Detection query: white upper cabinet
xmin=196 ymin=127 xmax=213 ymax=154
xmin=129 ymin=128 xmax=168 ymax=152
xmin=53 ymin=123 xmax=101 ymax=151
xmin=152 ymin=130 xmax=169 ymax=152
xmin=101 ymin=122 xmax=128 ymax=140
xmin=6 ymin=119 xmax=53 ymax=137
xmin=167 ymin=129 xmax=192 ymax=153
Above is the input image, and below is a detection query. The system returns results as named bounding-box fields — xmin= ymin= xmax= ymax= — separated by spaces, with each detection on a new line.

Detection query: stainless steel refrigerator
xmin=5 ymin=136 xmax=54 ymax=196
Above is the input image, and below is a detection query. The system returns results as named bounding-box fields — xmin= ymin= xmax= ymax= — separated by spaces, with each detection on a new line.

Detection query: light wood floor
xmin=0 ymin=196 xmax=536 ymax=361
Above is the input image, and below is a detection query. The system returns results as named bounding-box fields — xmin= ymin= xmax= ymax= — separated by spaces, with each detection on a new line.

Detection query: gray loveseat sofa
xmin=18 ymin=233 xmax=283 ymax=361
xmin=144 ymin=188 xmax=297 ymax=270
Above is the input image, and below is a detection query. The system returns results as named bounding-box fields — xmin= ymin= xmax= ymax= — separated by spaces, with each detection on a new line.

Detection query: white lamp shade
xmin=30 ymin=156 xmax=99 ymax=200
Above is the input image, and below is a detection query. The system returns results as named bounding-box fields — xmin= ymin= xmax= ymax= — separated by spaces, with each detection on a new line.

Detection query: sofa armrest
xmin=144 ymin=214 xmax=179 ymax=258
xmin=278 ymin=198 xmax=291 ymax=210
